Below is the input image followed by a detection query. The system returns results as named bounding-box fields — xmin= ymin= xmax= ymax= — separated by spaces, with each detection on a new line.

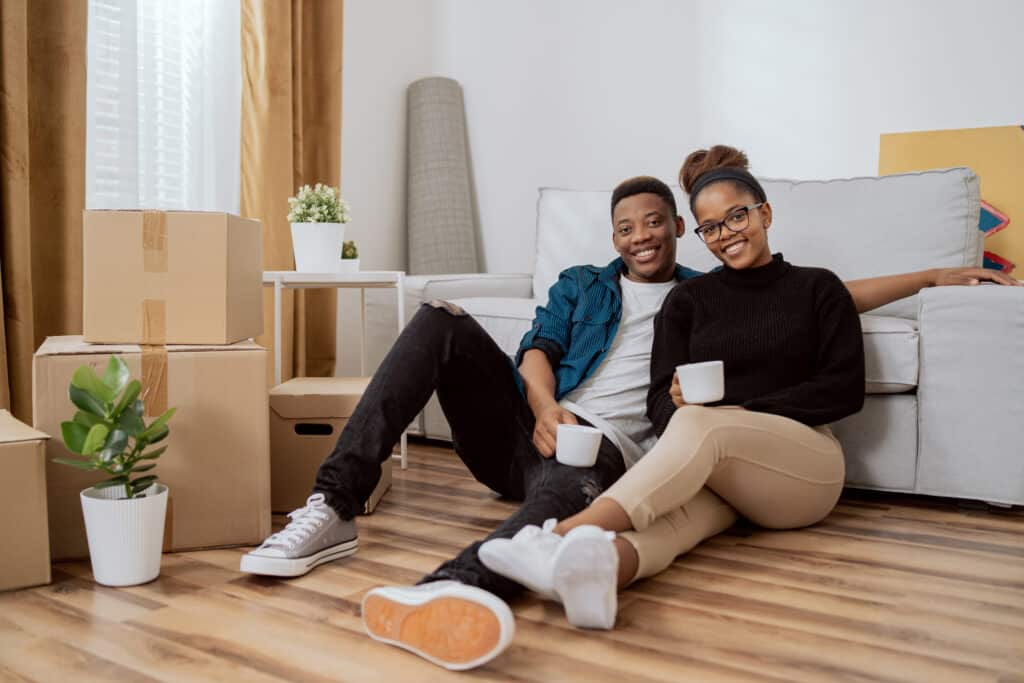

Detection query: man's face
xmin=611 ymin=193 xmax=685 ymax=283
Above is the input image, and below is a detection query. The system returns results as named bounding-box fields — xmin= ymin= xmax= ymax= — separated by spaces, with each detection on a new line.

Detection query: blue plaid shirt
xmin=514 ymin=258 xmax=704 ymax=399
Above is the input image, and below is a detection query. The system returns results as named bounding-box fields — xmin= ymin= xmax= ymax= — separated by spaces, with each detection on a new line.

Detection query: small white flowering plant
xmin=287 ymin=183 xmax=351 ymax=224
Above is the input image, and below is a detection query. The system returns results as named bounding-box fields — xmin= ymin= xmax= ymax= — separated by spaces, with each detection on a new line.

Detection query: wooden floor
xmin=3 ymin=441 xmax=1024 ymax=682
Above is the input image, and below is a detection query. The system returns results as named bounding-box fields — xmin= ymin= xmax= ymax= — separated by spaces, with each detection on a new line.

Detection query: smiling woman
xmin=681 ymin=147 xmax=775 ymax=270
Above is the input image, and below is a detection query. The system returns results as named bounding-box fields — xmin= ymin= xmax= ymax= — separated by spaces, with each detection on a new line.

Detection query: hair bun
xmin=679 ymin=145 xmax=750 ymax=194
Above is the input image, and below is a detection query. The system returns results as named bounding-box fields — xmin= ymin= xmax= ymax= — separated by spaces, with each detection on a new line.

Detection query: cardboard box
xmin=269 ymin=377 xmax=391 ymax=515
xmin=83 ymin=210 xmax=263 ymax=345
xmin=33 ymin=336 xmax=271 ymax=560
xmin=0 ymin=411 xmax=51 ymax=591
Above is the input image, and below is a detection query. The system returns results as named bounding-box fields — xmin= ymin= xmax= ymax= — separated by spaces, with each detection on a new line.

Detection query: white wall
xmin=336 ymin=0 xmax=454 ymax=373
xmin=444 ymin=0 xmax=1024 ymax=274
xmin=340 ymin=0 xmax=455 ymax=272
xmin=337 ymin=0 xmax=1024 ymax=342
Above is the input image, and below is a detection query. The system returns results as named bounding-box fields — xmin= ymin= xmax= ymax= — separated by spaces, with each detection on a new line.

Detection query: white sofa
xmin=368 ymin=168 xmax=1024 ymax=505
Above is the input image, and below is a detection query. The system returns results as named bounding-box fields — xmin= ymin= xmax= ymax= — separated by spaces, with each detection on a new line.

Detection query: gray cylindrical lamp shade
xmin=406 ymin=77 xmax=479 ymax=275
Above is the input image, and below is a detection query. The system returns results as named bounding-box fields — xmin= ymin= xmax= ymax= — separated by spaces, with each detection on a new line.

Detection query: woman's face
xmin=692 ymin=181 xmax=773 ymax=270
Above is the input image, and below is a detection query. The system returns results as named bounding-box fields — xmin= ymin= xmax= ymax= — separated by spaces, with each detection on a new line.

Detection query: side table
xmin=262 ymin=270 xmax=408 ymax=468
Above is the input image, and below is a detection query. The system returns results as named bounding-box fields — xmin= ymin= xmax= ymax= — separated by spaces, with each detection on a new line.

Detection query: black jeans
xmin=313 ymin=303 xmax=626 ymax=599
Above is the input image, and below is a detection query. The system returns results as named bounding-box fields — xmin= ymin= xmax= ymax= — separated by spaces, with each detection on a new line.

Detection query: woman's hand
xmin=533 ymin=403 xmax=578 ymax=457
xmin=931 ymin=267 xmax=1020 ymax=287
xmin=669 ymin=373 xmax=689 ymax=408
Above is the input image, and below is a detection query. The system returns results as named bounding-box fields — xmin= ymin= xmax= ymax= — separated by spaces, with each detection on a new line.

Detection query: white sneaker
xmin=240 ymin=493 xmax=357 ymax=577
xmin=362 ymin=581 xmax=515 ymax=671
xmin=552 ymin=526 xmax=619 ymax=630
xmin=478 ymin=519 xmax=561 ymax=600
xmin=480 ymin=520 xmax=619 ymax=630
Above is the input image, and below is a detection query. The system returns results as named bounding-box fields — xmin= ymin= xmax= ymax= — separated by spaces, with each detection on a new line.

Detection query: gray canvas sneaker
xmin=240 ymin=493 xmax=357 ymax=577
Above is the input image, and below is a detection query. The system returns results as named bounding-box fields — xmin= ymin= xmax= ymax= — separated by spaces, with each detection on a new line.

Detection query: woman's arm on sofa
xmin=844 ymin=267 xmax=1020 ymax=314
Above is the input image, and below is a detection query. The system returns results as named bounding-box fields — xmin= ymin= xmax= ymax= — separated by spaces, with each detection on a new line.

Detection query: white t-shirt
xmin=560 ymin=275 xmax=676 ymax=468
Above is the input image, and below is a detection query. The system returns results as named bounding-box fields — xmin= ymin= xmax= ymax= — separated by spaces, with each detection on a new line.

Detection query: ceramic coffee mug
xmin=675 ymin=360 xmax=725 ymax=404
xmin=556 ymin=424 xmax=603 ymax=467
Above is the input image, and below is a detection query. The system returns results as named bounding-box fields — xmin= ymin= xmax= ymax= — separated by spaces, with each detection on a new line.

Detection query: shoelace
xmin=264 ymin=493 xmax=330 ymax=548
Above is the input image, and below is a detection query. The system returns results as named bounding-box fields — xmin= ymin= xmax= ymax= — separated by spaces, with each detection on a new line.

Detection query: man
xmin=241 ymin=176 xmax=1016 ymax=670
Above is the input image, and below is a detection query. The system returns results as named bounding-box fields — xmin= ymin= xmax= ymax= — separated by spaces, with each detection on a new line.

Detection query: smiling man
xmin=240 ymin=174 xmax=1015 ymax=671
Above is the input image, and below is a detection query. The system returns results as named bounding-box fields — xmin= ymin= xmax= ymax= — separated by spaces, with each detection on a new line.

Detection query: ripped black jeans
xmin=313 ymin=303 xmax=626 ymax=599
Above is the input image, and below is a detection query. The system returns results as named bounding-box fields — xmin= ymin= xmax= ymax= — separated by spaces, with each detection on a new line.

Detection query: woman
xmin=480 ymin=144 xmax=868 ymax=630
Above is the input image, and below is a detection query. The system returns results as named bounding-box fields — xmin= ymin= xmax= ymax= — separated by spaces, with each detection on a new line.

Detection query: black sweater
xmin=647 ymin=254 xmax=865 ymax=435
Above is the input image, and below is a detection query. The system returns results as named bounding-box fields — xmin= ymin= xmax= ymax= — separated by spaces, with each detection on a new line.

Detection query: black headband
xmin=688 ymin=168 xmax=767 ymax=212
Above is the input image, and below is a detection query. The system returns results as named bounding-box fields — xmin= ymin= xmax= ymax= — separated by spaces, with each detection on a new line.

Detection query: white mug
xmin=675 ymin=360 xmax=725 ymax=404
xmin=555 ymin=424 xmax=603 ymax=467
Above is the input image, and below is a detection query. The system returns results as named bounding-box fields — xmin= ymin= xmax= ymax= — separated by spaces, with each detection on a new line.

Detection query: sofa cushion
xmin=534 ymin=168 xmax=982 ymax=319
xmin=455 ymin=298 xmax=918 ymax=394
xmin=832 ymin=394 xmax=918 ymax=491
xmin=861 ymin=315 xmax=918 ymax=394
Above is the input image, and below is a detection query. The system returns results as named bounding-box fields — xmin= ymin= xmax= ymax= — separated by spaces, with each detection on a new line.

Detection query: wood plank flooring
xmin=2 ymin=440 xmax=1023 ymax=682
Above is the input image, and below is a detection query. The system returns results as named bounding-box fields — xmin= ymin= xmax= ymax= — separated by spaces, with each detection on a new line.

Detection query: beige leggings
xmin=603 ymin=406 xmax=846 ymax=581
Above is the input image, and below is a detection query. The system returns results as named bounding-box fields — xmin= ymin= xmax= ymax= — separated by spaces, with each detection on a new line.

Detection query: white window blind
xmin=85 ymin=0 xmax=241 ymax=212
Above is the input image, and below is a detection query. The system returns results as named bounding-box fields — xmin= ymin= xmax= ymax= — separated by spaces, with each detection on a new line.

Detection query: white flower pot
xmin=80 ymin=483 xmax=168 ymax=587
xmin=337 ymin=259 xmax=360 ymax=273
xmin=290 ymin=222 xmax=345 ymax=272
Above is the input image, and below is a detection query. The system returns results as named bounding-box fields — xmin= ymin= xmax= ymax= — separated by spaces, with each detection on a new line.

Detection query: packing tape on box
xmin=142 ymin=299 xmax=166 ymax=344
xmin=141 ymin=346 xmax=169 ymax=417
xmin=142 ymin=211 xmax=168 ymax=343
xmin=143 ymin=211 xmax=168 ymax=272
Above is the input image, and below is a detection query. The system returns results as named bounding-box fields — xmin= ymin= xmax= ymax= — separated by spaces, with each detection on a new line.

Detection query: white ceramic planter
xmin=80 ymin=483 xmax=168 ymax=587
xmin=337 ymin=259 xmax=360 ymax=273
xmin=290 ymin=222 xmax=345 ymax=272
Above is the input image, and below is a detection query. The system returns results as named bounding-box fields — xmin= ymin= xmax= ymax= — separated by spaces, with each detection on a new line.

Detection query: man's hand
xmin=669 ymin=373 xmax=689 ymax=408
xmin=932 ymin=267 xmax=1020 ymax=287
xmin=533 ymin=404 xmax=578 ymax=458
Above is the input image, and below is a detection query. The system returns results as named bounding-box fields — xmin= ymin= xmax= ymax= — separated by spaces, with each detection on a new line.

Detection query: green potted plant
xmin=54 ymin=356 xmax=176 ymax=586
xmin=339 ymin=239 xmax=360 ymax=272
xmin=287 ymin=183 xmax=351 ymax=273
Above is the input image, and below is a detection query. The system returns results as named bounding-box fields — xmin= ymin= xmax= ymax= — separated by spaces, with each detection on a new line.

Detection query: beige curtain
xmin=241 ymin=0 xmax=343 ymax=384
xmin=0 ymin=0 xmax=87 ymax=422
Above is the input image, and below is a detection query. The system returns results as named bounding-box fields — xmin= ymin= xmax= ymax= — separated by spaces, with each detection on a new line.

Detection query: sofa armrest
xmin=917 ymin=285 xmax=1024 ymax=504
xmin=401 ymin=273 xmax=533 ymax=316
xmin=362 ymin=272 xmax=532 ymax=373
xmin=357 ymin=272 xmax=532 ymax=437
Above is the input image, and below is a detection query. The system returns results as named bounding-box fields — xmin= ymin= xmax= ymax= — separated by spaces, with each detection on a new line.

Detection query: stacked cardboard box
xmin=0 ymin=411 xmax=51 ymax=591
xmin=33 ymin=210 xmax=270 ymax=561
xmin=82 ymin=210 xmax=262 ymax=344
xmin=34 ymin=337 xmax=272 ymax=560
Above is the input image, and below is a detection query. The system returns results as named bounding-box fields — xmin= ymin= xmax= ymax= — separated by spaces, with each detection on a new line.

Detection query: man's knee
xmin=405 ymin=300 xmax=471 ymax=342
xmin=536 ymin=462 xmax=610 ymax=509
xmin=424 ymin=299 xmax=468 ymax=317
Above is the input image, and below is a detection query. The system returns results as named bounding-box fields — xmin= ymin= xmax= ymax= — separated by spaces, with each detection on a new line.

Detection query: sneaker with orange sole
xmin=361 ymin=581 xmax=515 ymax=671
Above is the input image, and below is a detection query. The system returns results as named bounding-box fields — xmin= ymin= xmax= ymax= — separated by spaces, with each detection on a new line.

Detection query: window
xmin=85 ymin=0 xmax=240 ymax=212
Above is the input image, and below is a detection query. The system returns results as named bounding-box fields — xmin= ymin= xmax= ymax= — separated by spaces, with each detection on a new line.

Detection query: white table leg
xmin=274 ymin=278 xmax=283 ymax=386
xmin=360 ymin=287 xmax=367 ymax=376
xmin=396 ymin=274 xmax=408 ymax=469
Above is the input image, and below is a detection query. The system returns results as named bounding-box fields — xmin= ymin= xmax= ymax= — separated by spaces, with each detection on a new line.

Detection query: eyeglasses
xmin=694 ymin=203 xmax=765 ymax=243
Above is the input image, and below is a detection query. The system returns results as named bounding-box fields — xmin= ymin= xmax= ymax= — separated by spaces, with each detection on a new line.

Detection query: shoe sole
xmin=362 ymin=585 xmax=514 ymax=671
xmin=552 ymin=533 xmax=618 ymax=630
xmin=239 ymin=538 xmax=358 ymax=577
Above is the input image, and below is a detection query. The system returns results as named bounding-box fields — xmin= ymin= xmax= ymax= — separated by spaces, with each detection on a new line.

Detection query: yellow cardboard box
xmin=0 ymin=410 xmax=51 ymax=591
xmin=83 ymin=210 xmax=263 ymax=345
xmin=269 ymin=377 xmax=391 ymax=514
xmin=33 ymin=336 xmax=271 ymax=560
